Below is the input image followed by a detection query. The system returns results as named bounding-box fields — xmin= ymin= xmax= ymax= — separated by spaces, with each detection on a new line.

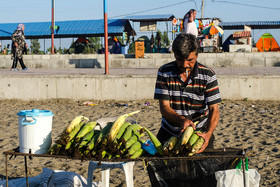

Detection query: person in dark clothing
xmin=11 ymin=23 xmax=28 ymax=71
xmin=150 ymin=33 xmax=155 ymax=53
xmin=155 ymin=31 xmax=161 ymax=53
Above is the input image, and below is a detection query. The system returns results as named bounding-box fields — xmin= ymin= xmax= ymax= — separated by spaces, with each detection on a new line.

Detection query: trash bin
xmin=17 ymin=109 xmax=54 ymax=154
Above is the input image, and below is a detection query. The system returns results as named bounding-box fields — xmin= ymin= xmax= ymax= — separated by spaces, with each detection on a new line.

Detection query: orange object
xmin=202 ymin=23 xmax=224 ymax=36
xmin=135 ymin=41 xmax=144 ymax=58
xmin=198 ymin=20 xmax=203 ymax=29
xmin=172 ymin=18 xmax=177 ymax=25
xmin=76 ymin=37 xmax=89 ymax=43
xmin=256 ymin=33 xmax=280 ymax=52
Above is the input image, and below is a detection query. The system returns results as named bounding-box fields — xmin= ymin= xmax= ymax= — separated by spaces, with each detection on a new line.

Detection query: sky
xmin=1 ymin=0 xmax=280 ymax=50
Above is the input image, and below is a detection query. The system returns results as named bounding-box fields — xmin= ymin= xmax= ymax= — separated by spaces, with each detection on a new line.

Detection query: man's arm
xmin=196 ymin=103 xmax=220 ymax=153
xmin=159 ymin=99 xmax=196 ymax=134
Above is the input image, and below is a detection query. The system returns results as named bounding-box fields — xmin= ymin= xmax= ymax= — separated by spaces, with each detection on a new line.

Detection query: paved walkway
xmin=0 ymin=67 xmax=280 ymax=76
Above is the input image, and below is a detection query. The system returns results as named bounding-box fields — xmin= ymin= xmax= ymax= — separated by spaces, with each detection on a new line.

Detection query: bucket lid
xmin=17 ymin=109 xmax=54 ymax=117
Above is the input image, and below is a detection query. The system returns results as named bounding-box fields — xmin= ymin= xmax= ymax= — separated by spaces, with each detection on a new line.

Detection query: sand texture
xmin=0 ymin=99 xmax=279 ymax=186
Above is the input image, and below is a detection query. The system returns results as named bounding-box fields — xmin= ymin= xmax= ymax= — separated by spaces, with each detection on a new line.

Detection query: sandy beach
xmin=0 ymin=99 xmax=279 ymax=186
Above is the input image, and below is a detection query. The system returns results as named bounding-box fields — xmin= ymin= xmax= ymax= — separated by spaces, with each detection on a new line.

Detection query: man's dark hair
xmin=172 ymin=33 xmax=198 ymax=59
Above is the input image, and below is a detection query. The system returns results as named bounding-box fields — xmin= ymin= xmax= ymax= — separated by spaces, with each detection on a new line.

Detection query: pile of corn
xmin=48 ymin=111 xmax=205 ymax=160
xmin=49 ymin=111 xmax=157 ymax=159
xmin=162 ymin=122 xmax=205 ymax=156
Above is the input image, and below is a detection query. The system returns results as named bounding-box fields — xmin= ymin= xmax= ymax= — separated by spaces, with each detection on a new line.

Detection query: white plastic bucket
xmin=17 ymin=109 xmax=54 ymax=154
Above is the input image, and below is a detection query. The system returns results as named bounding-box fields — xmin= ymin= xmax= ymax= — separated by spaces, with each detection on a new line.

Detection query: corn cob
xmin=96 ymin=122 xmax=114 ymax=144
xmin=189 ymin=137 xmax=205 ymax=156
xmin=66 ymin=116 xmax=89 ymax=133
xmin=128 ymin=141 xmax=142 ymax=155
xmin=163 ymin=136 xmax=178 ymax=154
xmin=107 ymin=110 xmax=140 ymax=142
xmin=125 ymin=134 xmax=138 ymax=149
xmin=86 ymin=131 xmax=101 ymax=151
xmin=141 ymin=127 xmax=163 ymax=155
xmin=115 ymin=122 xmax=131 ymax=140
xmin=125 ymin=132 xmax=143 ymax=149
xmin=122 ymin=124 xmax=143 ymax=143
xmin=181 ymin=126 xmax=193 ymax=145
xmin=68 ymin=121 xmax=86 ymax=141
xmin=130 ymin=148 xmax=144 ymax=159
xmin=126 ymin=124 xmax=142 ymax=133
xmin=79 ymin=130 xmax=100 ymax=148
xmin=179 ymin=121 xmax=199 ymax=146
xmin=121 ymin=129 xmax=133 ymax=143
xmin=75 ymin=121 xmax=98 ymax=140
xmin=188 ymin=131 xmax=201 ymax=146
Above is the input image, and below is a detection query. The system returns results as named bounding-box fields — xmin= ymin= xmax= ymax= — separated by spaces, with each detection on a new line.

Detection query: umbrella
xmin=202 ymin=23 xmax=224 ymax=36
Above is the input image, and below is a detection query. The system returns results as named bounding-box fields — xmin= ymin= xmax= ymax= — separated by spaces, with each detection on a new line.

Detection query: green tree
xmin=154 ymin=30 xmax=171 ymax=52
xmin=88 ymin=37 xmax=101 ymax=53
xmin=128 ymin=42 xmax=135 ymax=54
xmin=47 ymin=46 xmax=57 ymax=54
xmin=30 ymin=39 xmax=41 ymax=54
xmin=56 ymin=47 xmax=68 ymax=54
xmin=162 ymin=31 xmax=170 ymax=47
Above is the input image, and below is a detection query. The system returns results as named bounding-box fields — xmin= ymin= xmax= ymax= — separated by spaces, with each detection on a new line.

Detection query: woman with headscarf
xmin=11 ymin=23 xmax=28 ymax=71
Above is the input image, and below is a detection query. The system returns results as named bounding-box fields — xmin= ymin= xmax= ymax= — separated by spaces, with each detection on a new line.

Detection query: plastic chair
xmin=87 ymin=161 xmax=135 ymax=187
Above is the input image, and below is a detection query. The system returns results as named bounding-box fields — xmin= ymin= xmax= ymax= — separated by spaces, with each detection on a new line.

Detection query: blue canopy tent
xmin=0 ymin=19 xmax=134 ymax=40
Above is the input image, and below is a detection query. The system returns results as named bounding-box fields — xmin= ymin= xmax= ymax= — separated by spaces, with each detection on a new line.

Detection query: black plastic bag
xmin=147 ymin=149 xmax=242 ymax=187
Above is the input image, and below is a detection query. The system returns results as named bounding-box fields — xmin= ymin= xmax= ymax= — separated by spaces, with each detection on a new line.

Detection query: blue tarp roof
xmin=123 ymin=14 xmax=175 ymax=22
xmin=0 ymin=19 xmax=133 ymax=40
xmin=219 ymin=21 xmax=280 ymax=30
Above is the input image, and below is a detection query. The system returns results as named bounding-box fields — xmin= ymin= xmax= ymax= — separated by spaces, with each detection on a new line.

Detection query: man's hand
xmin=196 ymin=132 xmax=212 ymax=153
xmin=179 ymin=118 xmax=195 ymax=134
xmin=195 ymin=103 xmax=219 ymax=153
xmin=14 ymin=43 xmax=18 ymax=47
xmin=159 ymin=100 xmax=198 ymax=135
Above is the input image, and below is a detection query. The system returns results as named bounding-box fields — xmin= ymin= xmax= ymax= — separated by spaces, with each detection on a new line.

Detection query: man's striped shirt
xmin=154 ymin=61 xmax=221 ymax=136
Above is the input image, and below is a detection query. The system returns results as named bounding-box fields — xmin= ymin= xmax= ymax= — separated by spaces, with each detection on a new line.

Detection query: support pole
xmin=24 ymin=156 xmax=29 ymax=187
xmin=51 ymin=0 xmax=55 ymax=54
xmin=201 ymin=0 xmax=205 ymax=19
xmin=104 ymin=0 xmax=109 ymax=74
xmin=5 ymin=154 xmax=8 ymax=187
xmin=242 ymin=158 xmax=247 ymax=187
xmin=44 ymin=38 xmax=45 ymax=54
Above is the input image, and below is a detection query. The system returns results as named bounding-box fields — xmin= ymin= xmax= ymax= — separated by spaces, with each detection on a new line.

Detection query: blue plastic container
xmin=142 ymin=140 xmax=158 ymax=155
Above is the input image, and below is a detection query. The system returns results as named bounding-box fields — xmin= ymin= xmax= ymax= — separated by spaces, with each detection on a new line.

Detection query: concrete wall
xmin=1 ymin=52 xmax=280 ymax=69
xmin=0 ymin=74 xmax=279 ymax=101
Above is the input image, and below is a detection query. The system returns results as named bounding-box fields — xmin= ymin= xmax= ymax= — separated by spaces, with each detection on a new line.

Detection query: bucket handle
xmin=21 ymin=116 xmax=37 ymax=125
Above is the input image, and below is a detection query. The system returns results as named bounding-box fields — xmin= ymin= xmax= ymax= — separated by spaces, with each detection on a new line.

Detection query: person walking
xmin=183 ymin=9 xmax=198 ymax=37
xmin=11 ymin=23 xmax=28 ymax=71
